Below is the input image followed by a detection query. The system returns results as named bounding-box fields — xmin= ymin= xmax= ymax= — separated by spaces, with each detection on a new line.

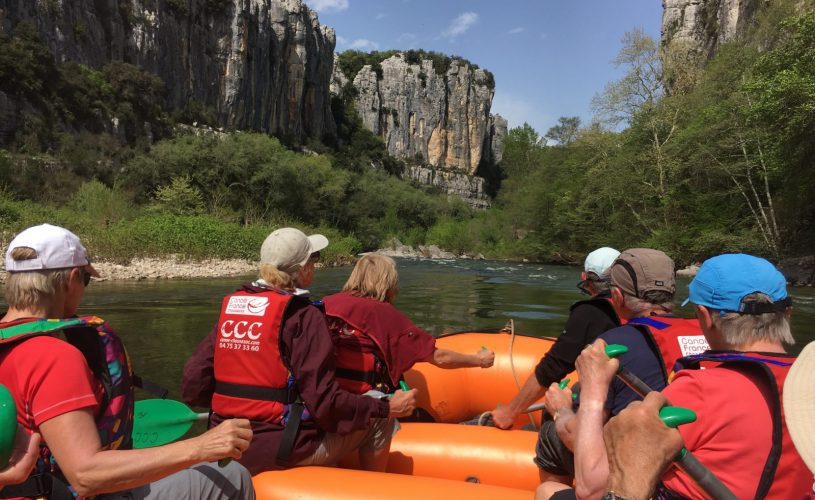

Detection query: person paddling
xmin=182 ymin=228 xmax=417 ymax=475
xmin=322 ymin=254 xmax=495 ymax=470
xmin=0 ymin=224 xmax=254 ymax=499
xmin=490 ymin=247 xmax=622 ymax=482
xmin=546 ymin=253 xmax=811 ymax=499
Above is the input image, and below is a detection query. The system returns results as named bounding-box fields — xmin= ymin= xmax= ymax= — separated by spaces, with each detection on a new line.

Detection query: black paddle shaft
xmin=615 ymin=367 xmax=738 ymax=500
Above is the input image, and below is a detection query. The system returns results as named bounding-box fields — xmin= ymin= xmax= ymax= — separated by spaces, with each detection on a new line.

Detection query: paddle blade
xmin=0 ymin=385 xmax=17 ymax=468
xmin=132 ymin=399 xmax=199 ymax=449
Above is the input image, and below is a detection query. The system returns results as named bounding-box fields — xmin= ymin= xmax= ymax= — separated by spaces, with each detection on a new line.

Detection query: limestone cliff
xmin=334 ymin=51 xmax=505 ymax=207
xmin=342 ymin=53 xmax=501 ymax=175
xmin=0 ymin=0 xmax=336 ymax=141
xmin=661 ymin=0 xmax=763 ymax=58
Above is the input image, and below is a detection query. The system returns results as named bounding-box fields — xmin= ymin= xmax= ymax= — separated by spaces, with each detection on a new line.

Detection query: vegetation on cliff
xmin=1 ymin=1 xmax=813 ymax=268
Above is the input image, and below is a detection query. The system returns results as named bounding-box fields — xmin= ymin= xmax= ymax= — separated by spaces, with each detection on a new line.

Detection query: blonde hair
xmin=342 ymin=254 xmax=399 ymax=302
xmin=259 ymin=263 xmax=297 ymax=290
xmin=4 ymin=247 xmax=72 ymax=311
xmin=710 ymin=293 xmax=794 ymax=346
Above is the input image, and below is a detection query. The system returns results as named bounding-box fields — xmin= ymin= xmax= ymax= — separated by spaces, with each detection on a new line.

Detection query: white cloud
xmin=442 ymin=12 xmax=478 ymax=39
xmin=508 ymin=27 xmax=525 ymax=35
xmin=306 ymin=0 xmax=349 ymax=13
xmin=349 ymin=38 xmax=380 ymax=51
xmin=336 ymin=35 xmax=348 ymax=47
xmin=397 ymin=32 xmax=418 ymax=48
xmin=375 ymin=12 xmax=386 ymax=20
xmin=491 ymin=90 xmax=550 ymax=134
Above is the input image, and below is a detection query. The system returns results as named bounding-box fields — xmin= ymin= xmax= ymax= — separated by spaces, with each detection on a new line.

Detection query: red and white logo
xmin=225 ymin=296 xmax=269 ymax=316
xmin=220 ymin=320 xmax=263 ymax=340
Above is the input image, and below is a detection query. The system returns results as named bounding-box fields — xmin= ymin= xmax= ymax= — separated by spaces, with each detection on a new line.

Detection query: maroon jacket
xmin=322 ymin=292 xmax=436 ymax=387
xmin=181 ymin=283 xmax=389 ymax=474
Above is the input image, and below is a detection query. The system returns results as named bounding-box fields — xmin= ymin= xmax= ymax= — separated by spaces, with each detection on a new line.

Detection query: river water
xmin=70 ymin=258 xmax=815 ymax=400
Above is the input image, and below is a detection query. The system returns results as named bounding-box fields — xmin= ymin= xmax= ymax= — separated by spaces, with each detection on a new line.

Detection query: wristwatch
xmin=601 ymin=492 xmax=627 ymax=500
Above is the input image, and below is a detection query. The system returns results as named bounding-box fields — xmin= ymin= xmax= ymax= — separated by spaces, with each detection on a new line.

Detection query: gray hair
xmin=623 ymin=290 xmax=674 ymax=315
xmin=4 ymin=247 xmax=72 ymax=311
xmin=709 ymin=293 xmax=794 ymax=347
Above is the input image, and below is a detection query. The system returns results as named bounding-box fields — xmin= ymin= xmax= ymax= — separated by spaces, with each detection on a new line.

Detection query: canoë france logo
xmin=225 ymin=296 xmax=270 ymax=316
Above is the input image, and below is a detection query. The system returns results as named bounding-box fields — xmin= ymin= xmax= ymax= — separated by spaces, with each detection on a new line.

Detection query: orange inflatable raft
xmin=253 ymin=329 xmax=568 ymax=498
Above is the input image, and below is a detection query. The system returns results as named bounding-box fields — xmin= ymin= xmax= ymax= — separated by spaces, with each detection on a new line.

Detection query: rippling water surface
xmin=69 ymin=258 xmax=815 ymax=399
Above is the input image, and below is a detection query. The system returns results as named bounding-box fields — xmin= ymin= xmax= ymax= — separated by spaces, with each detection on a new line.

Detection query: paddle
xmin=603 ymin=344 xmax=738 ymax=500
xmin=132 ymin=399 xmax=233 ymax=467
xmin=0 ymin=385 xmax=17 ymax=469
xmin=132 ymin=399 xmax=208 ymax=449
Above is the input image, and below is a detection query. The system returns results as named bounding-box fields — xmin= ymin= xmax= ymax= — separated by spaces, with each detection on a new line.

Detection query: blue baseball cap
xmin=683 ymin=254 xmax=790 ymax=314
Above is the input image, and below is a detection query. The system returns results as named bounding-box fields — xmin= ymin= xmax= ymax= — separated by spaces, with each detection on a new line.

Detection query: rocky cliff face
xmin=335 ymin=52 xmax=505 ymax=207
xmin=345 ymin=53 xmax=500 ymax=175
xmin=0 ymin=0 xmax=336 ymax=140
xmin=661 ymin=0 xmax=763 ymax=58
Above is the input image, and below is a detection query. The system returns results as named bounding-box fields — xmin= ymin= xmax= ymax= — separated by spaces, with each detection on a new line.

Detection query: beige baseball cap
xmin=5 ymin=224 xmax=100 ymax=277
xmin=260 ymin=228 xmax=328 ymax=273
xmin=610 ymin=248 xmax=675 ymax=297
xmin=784 ymin=341 xmax=815 ymax=475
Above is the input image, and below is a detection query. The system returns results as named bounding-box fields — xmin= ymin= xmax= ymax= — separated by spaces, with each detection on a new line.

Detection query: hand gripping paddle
xmin=132 ymin=399 xmax=231 ymax=467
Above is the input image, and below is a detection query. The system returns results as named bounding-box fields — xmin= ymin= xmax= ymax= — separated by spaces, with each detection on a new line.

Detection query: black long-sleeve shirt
xmin=534 ymin=297 xmax=620 ymax=387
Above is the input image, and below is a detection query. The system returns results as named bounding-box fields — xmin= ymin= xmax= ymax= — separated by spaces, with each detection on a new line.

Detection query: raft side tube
xmin=253 ymin=466 xmax=533 ymax=499
xmin=405 ymin=331 xmax=576 ymax=428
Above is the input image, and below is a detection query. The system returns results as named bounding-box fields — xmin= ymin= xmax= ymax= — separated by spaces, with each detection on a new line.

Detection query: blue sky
xmin=305 ymin=0 xmax=663 ymax=135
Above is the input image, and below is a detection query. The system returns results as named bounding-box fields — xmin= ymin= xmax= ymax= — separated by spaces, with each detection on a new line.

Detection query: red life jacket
xmin=212 ymin=289 xmax=297 ymax=422
xmin=325 ymin=316 xmax=393 ymax=394
xmin=627 ymin=316 xmax=708 ymax=383
xmin=674 ymin=352 xmax=812 ymax=500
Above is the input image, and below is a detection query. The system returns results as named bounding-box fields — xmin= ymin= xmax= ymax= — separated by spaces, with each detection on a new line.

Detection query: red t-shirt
xmin=660 ymin=367 xmax=773 ymax=499
xmin=0 ymin=334 xmax=102 ymax=432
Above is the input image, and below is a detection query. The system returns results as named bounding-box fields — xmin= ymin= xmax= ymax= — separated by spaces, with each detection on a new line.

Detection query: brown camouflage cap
xmin=610 ymin=248 xmax=676 ymax=297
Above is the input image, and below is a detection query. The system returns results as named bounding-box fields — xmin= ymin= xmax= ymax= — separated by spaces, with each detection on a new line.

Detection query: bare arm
xmin=39 ymin=408 xmax=251 ymax=496
xmin=491 ymin=374 xmax=546 ymax=429
xmin=572 ymin=340 xmax=619 ymax=500
xmin=425 ymin=348 xmax=494 ymax=369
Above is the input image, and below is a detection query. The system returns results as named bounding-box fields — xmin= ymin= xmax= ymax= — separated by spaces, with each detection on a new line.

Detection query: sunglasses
xmin=82 ymin=269 xmax=92 ymax=287
xmin=308 ymin=252 xmax=321 ymax=263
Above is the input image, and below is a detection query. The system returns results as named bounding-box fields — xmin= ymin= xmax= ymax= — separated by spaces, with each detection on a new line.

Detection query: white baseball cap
xmin=584 ymin=247 xmax=620 ymax=278
xmin=5 ymin=224 xmax=100 ymax=276
xmin=260 ymin=228 xmax=328 ymax=273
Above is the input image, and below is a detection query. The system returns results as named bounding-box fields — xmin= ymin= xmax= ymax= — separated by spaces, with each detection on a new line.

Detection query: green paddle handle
xmin=399 ymin=381 xmax=410 ymax=392
xmin=659 ymin=406 xmax=697 ymax=428
xmin=0 ymin=384 xmax=18 ymax=469
xmin=604 ymin=344 xmax=629 ymax=359
xmin=558 ymin=378 xmax=570 ymax=390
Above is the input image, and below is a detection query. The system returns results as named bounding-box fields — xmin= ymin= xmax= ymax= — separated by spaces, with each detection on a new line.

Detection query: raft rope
xmin=503 ymin=319 xmax=538 ymax=431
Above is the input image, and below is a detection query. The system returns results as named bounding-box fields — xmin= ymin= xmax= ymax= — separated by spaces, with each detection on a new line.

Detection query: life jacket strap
xmin=335 ymin=366 xmax=381 ymax=385
xmin=0 ymin=473 xmax=73 ymax=500
xmin=276 ymin=399 xmax=305 ymax=466
xmin=214 ymin=381 xmax=297 ymax=403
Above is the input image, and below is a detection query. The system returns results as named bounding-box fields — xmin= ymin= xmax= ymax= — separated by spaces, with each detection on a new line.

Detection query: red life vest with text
xmin=212 ymin=289 xmax=296 ymax=422
xmin=627 ymin=316 xmax=708 ymax=383
xmin=674 ymin=352 xmax=811 ymax=500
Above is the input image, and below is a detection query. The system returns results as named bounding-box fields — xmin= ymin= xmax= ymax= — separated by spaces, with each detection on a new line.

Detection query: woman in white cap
xmin=0 ymin=224 xmax=255 ymax=499
xmin=182 ymin=228 xmax=417 ymax=475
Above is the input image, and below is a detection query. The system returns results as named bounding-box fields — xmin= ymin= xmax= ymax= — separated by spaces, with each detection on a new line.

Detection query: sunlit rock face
xmin=348 ymin=53 xmax=499 ymax=175
xmin=0 ymin=0 xmax=337 ymax=140
xmin=337 ymin=52 xmax=505 ymax=206
xmin=661 ymin=0 xmax=762 ymax=58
